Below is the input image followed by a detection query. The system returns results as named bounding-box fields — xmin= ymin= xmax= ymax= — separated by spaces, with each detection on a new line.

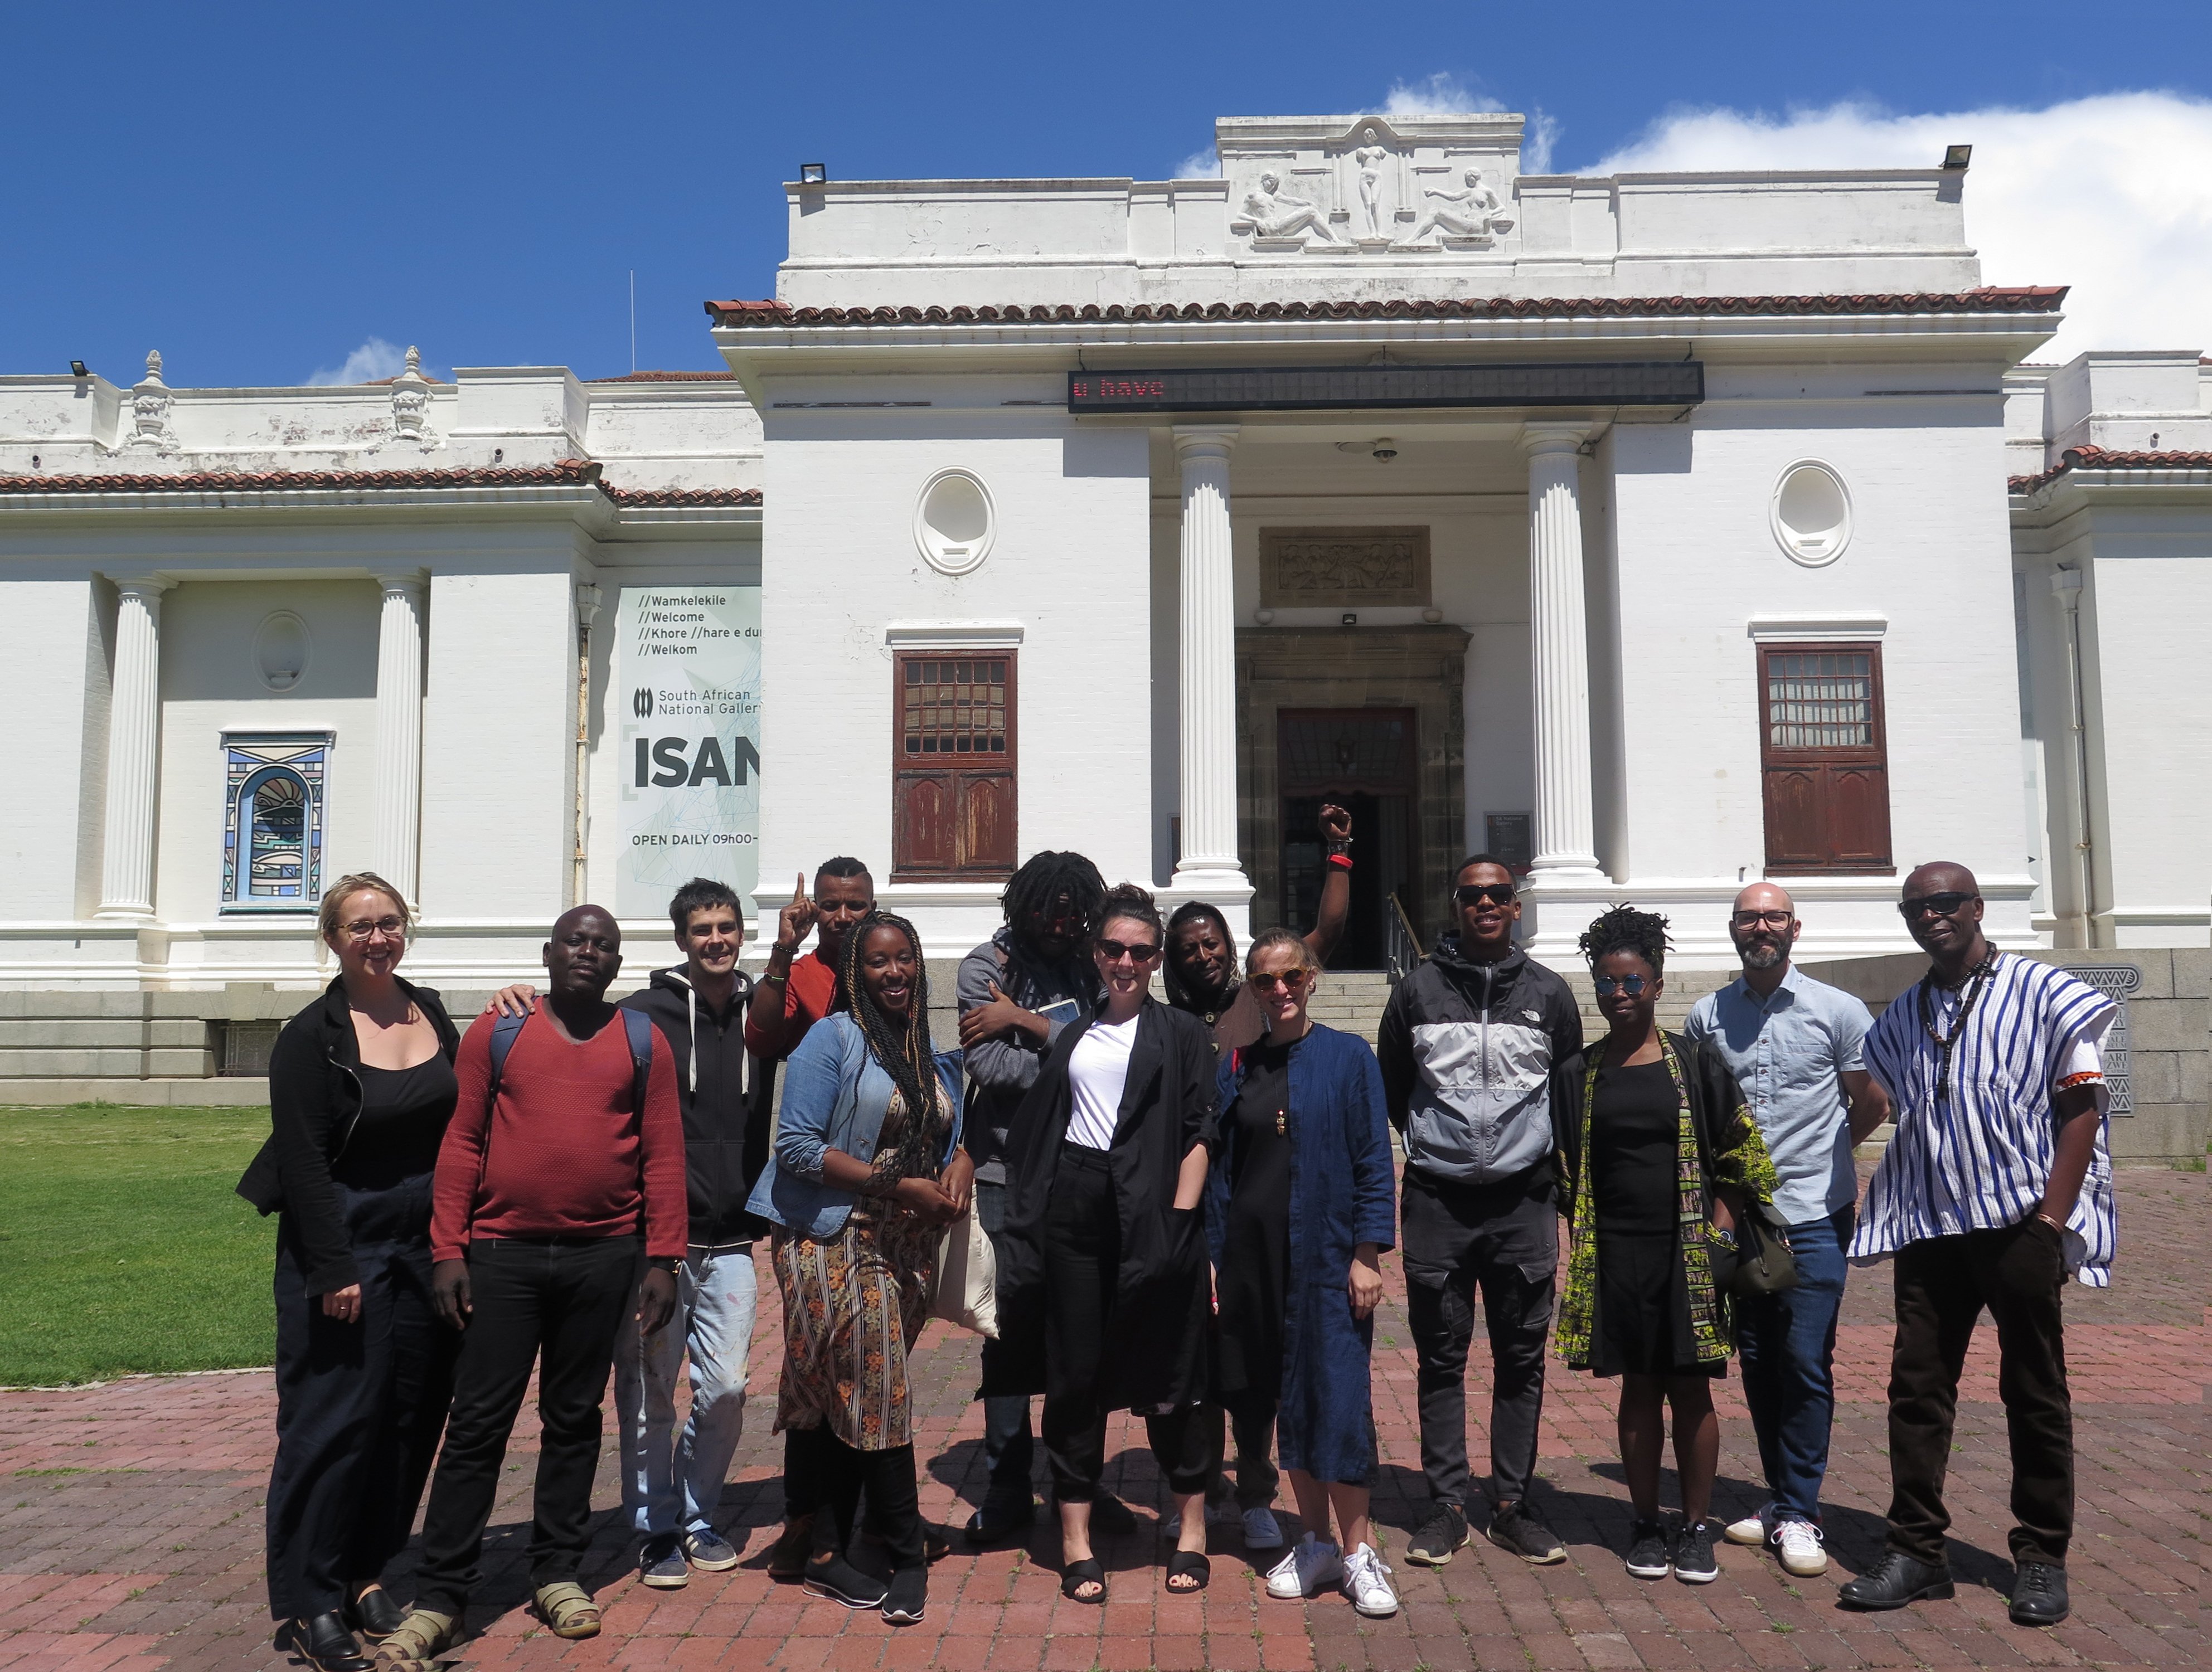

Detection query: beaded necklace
xmin=1918 ymin=947 xmax=1997 ymax=1105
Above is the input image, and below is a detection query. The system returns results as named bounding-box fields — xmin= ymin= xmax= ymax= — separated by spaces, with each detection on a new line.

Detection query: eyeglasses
xmin=342 ymin=916 xmax=406 ymax=942
xmin=1898 ymin=892 xmax=1977 ymax=921
xmin=1593 ymin=974 xmax=1650 ymax=998
xmin=1731 ymin=909 xmax=1793 ymax=929
xmin=1096 ymin=937 xmax=1161 ymax=964
xmin=1248 ymin=970 xmax=1313 ymax=994
xmin=1454 ymin=883 xmax=1517 ymax=908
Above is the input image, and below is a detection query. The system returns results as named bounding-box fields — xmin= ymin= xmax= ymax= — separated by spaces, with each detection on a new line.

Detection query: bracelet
xmin=760 ymin=971 xmax=787 ymax=985
xmin=1324 ymin=838 xmax=1352 ymax=857
xmin=1327 ymin=853 xmax=1354 ymax=871
xmin=2034 ymin=1210 xmax=2066 ymax=1233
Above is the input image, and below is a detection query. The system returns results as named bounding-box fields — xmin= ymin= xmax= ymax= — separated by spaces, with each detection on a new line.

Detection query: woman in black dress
xmin=1551 ymin=905 xmax=1776 ymax=1588
xmin=987 ymin=884 xmax=1219 ymax=1604
xmin=236 ymin=873 xmax=463 ymax=1671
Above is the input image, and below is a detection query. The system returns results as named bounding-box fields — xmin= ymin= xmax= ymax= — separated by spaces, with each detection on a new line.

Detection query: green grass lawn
xmin=0 ymin=1103 xmax=275 ymax=1385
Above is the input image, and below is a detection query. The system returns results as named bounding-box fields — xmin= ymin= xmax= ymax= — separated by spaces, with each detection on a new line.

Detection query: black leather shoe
xmin=965 ymin=1496 xmax=1037 ymax=1544
xmin=1838 ymin=1551 xmax=1956 ymax=1611
xmin=276 ymin=1612 xmax=375 ymax=1672
xmin=2009 ymin=1561 xmax=2069 ymax=1626
xmin=345 ymin=1586 xmax=406 ymax=1640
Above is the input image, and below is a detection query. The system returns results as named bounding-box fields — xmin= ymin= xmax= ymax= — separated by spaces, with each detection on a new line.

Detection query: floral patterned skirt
xmin=771 ymin=1211 xmax=937 ymax=1451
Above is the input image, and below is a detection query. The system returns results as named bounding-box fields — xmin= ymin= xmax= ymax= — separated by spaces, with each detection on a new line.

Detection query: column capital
xmin=373 ymin=567 xmax=428 ymax=601
xmin=1519 ymin=421 xmax=1591 ymax=459
xmin=1171 ymin=424 xmax=1239 ymax=463
xmin=104 ymin=571 xmax=174 ymax=599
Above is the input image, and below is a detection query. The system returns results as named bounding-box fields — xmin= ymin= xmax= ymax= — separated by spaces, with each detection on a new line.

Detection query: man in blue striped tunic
xmin=1839 ymin=863 xmax=2116 ymax=1629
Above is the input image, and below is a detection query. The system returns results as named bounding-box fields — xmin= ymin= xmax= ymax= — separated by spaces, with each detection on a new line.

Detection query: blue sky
xmin=7 ymin=0 xmax=2210 ymax=386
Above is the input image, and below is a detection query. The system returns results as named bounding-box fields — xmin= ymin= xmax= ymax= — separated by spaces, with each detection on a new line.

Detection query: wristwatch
xmin=646 ymin=1257 xmax=681 ymax=1275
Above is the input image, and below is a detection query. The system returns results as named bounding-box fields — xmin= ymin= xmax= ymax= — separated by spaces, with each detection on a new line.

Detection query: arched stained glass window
xmin=222 ymin=733 xmax=329 ymax=910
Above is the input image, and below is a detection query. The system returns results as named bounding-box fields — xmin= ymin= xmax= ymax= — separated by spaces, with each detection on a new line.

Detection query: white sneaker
xmin=1341 ymin=1543 xmax=1398 ymax=1618
xmin=1775 ymin=1519 xmax=1828 ymax=1577
xmin=1242 ymin=1506 xmax=1285 ymax=1551
xmin=1265 ymin=1533 xmax=1343 ymax=1600
xmin=1723 ymin=1510 xmax=1770 ymax=1548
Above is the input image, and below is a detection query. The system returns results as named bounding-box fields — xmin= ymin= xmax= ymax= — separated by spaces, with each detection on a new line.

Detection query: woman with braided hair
xmin=745 ymin=910 xmax=971 ymax=1627
xmin=1550 ymin=903 xmax=1776 ymax=1587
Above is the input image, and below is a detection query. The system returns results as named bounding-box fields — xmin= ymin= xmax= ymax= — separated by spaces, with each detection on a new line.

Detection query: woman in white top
xmin=983 ymin=884 xmax=1220 ymax=1604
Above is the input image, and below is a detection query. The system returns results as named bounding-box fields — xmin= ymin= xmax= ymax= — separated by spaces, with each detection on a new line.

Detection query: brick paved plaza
xmin=2 ymin=1169 xmax=2205 ymax=1672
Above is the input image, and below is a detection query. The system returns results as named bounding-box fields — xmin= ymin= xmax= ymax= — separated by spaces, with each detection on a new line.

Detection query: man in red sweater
xmin=385 ymin=906 xmax=686 ymax=1656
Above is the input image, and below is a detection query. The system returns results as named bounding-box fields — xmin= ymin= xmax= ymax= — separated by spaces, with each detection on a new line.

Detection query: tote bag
xmin=931 ymin=1207 xmax=999 ymax=1338
xmin=1728 ymin=1201 xmax=1799 ymax=1297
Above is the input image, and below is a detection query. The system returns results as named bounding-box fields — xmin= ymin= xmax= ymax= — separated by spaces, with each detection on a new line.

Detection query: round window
xmin=914 ymin=469 xmax=995 ymax=575
xmin=1770 ymin=461 xmax=1852 ymax=566
xmin=254 ymin=611 xmax=312 ymax=692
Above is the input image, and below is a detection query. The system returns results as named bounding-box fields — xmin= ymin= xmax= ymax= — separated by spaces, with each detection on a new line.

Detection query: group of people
xmin=242 ymin=815 xmax=2121 ymax=1669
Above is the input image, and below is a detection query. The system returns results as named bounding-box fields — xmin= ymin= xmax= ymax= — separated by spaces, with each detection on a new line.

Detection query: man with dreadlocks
xmin=953 ymin=849 xmax=1120 ymax=1544
xmin=746 ymin=909 xmax=970 ymax=1627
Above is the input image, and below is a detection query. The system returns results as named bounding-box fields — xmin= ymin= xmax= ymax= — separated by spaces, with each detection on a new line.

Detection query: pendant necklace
xmin=1919 ymin=951 xmax=1996 ymax=1105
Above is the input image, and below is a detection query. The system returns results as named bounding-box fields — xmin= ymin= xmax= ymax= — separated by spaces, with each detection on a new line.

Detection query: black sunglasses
xmin=1097 ymin=937 xmax=1161 ymax=964
xmin=1455 ymin=883 xmax=1517 ymax=908
xmin=1898 ymin=891 xmax=1977 ymax=921
xmin=1593 ymin=974 xmax=1650 ymax=998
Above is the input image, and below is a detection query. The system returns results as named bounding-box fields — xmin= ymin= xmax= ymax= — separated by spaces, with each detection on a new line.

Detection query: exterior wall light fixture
xmin=70 ymin=359 xmax=88 ymax=377
xmin=1942 ymin=144 xmax=1972 ymax=171
xmin=799 ymin=163 xmax=827 ymax=184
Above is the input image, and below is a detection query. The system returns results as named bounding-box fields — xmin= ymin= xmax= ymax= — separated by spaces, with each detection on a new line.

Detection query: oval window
xmin=1770 ymin=461 xmax=1852 ymax=566
xmin=254 ymin=611 xmax=312 ymax=691
xmin=914 ymin=469 xmax=995 ymax=575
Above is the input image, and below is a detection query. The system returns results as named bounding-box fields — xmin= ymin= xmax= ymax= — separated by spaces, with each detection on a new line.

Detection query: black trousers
xmin=414 ymin=1236 xmax=641 ymax=1616
xmin=1886 ymin=1221 xmax=2074 ymax=1567
xmin=265 ymin=1227 xmax=457 ymax=1620
xmin=1038 ymin=1145 xmax=1214 ymax=1503
xmin=1206 ymin=1393 xmax=1280 ymax=1510
xmin=795 ymin=1426 xmax=924 ymax=1570
xmin=1401 ymin=1168 xmax=1557 ymax=1509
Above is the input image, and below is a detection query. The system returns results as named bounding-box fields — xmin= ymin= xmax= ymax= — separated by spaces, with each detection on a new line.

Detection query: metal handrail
xmin=1384 ymin=888 xmax=1424 ymax=985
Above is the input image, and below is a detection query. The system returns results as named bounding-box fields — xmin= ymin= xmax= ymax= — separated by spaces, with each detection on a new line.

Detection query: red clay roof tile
xmin=0 ymin=458 xmax=761 ymax=508
xmin=2009 ymin=444 xmax=2212 ymax=494
xmin=705 ymin=287 xmax=2068 ymax=328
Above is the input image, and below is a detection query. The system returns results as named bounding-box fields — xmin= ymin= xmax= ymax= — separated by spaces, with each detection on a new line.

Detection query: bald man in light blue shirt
xmin=1684 ymin=883 xmax=1889 ymax=1578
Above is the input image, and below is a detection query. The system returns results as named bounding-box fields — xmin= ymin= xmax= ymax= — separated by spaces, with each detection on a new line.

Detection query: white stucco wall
xmin=0 ymin=578 xmax=110 ymax=922
xmin=755 ymin=405 xmax=1152 ymax=954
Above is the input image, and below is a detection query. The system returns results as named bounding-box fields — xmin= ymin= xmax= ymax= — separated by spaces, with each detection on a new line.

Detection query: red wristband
xmin=1327 ymin=853 xmax=1354 ymax=871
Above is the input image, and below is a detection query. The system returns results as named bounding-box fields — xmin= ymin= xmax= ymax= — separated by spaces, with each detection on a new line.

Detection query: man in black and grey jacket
xmin=1376 ymin=854 xmax=1583 ymax=1569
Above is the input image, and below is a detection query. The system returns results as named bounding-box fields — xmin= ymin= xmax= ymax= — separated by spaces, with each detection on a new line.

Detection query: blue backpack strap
xmin=487 ymin=1009 xmax=530 ymax=1103
xmin=622 ymin=1006 xmax=656 ymax=1114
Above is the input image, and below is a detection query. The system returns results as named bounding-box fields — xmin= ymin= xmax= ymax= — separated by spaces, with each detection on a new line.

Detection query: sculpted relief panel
xmin=1225 ymin=116 xmax=1516 ymax=257
xmin=1260 ymin=527 xmax=1432 ymax=608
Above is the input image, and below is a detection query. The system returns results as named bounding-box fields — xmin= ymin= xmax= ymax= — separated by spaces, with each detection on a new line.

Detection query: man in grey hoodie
xmin=1375 ymin=855 xmax=1583 ymax=1569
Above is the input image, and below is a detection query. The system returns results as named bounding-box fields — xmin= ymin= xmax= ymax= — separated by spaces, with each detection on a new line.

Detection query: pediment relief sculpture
xmin=1260 ymin=526 xmax=1432 ymax=608
xmin=1235 ymin=172 xmax=1340 ymax=249
xmin=1224 ymin=115 xmax=1517 ymax=255
xmin=1400 ymin=169 xmax=1514 ymax=247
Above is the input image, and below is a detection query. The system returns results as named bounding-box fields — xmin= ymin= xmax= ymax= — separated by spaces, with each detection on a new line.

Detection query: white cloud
xmin=1173 ymin=146 xmax=1221 ymax=180
xmin=1383 ymin=72 xmax=1478 ymax=117
xmin=1588 ymin=92 xmax=2212 ymax=362
xmin=306 ymin=337 xmax=408 ymax=386
xmin=1522 ymin=110 xmax=1559 ymax=176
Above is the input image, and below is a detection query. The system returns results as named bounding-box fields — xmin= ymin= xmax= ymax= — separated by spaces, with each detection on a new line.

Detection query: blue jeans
xmin=1735 ymin=1207 xmax=1850 ymax=1524
xmin=614 ymin=1244 xmax=760 ymax=1540
xmin=973 ymin=1182 xmax=1035 ymax=1504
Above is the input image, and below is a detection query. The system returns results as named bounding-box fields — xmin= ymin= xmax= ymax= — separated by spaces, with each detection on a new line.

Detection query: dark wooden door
xmin=892 ymin=653 xmax=1016 ymax=879
xmin=1759 ymin=644 xmax=1893 ymax=873
xmin=1277 ymin=707 xmax=1418 ymax=968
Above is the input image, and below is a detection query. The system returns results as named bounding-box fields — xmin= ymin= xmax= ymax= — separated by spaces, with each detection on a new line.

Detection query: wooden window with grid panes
xmin=892 ymin=653 xmax=1016 ymax=879
xmin=1758 ymin=643 xmax=1893 ymax=873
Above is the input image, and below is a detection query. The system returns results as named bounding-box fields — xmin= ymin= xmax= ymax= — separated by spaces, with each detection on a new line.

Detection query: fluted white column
xmin=372 ymin=571 xmax=428 ymax=902
xmin=1171 ymin=425 xmax=1248 ymax=890
xmin=96 ymin=575 xmax=171 ymax=918
xmin=1522 ymin=424 xmax=1602 ymax=876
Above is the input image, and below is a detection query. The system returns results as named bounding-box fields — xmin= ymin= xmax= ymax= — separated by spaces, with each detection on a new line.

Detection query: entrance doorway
xmin=1278 ymin=708 xmax=1415 ymax=970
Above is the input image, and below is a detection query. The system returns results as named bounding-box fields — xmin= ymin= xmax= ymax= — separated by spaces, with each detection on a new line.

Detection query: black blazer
xmin=983 ymin=998 xmax=1218 ymax=1408
xmin=235 ymin=975 xmax=461 ymax=1295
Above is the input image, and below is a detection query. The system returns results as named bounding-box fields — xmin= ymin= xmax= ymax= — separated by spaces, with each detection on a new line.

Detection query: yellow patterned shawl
xmin=1554 ymin=1033 xmax=1777 ymax=1370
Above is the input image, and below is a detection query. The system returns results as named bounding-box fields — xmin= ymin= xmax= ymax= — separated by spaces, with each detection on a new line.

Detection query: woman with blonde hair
xmin=237 ymin=874 xmax=464 ymax=1671
xmin=1206 ymin=929 xmax=1399 ymax=1616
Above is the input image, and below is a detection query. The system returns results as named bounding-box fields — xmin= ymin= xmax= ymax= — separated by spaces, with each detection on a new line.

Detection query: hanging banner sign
xmin=615 ymin=585 xmax=762 ymax=920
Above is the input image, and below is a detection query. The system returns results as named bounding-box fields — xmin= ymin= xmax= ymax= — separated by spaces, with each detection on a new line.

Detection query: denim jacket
xmin=744 ymin=1013 xmax=966 ymax=1238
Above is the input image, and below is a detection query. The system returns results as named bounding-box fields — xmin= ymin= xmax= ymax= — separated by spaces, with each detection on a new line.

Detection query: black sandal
xmin=1165 ymin=1549 xmax=1211 ymax=1593
xmin=1060 ymin=1557 xmax=1107 ymax=1604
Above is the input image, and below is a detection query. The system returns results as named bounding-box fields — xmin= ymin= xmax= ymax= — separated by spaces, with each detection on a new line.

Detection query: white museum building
xmin=3 ymin=110 xmax=2210 ymax=1003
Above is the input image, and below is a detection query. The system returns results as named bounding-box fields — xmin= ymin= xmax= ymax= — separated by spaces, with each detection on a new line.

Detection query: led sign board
xmin=1067 ymin=361 xmax=1704 ymax=414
